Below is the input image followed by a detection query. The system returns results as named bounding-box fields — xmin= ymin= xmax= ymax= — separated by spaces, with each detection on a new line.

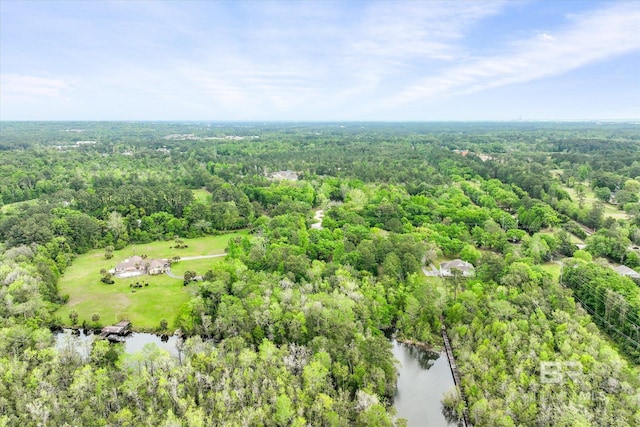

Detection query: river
xmin=392 ymin=340 xmax=461 ymax=427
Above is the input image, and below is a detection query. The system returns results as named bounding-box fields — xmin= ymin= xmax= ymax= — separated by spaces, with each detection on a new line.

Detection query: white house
xmin=440 ymin=259 xmax=475 ymax=277
xmin=113 ymin=256 xmax=166 ymax=277
xmin=147 ymin=259 xmax=167 ymax=275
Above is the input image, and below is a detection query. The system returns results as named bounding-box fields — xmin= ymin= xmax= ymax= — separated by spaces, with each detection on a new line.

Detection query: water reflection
xmin=123 ymin=332 xmax=181 ymax=357
xmin=55 ymin=332 xmax=461 ymax=426
xmin=392 ymin=340 xmax=461 ymax=427
xmin=402 ymin=344 xmax=440 ymax=370
xmin=56 ymin=329 xmax=95 ymax=360
xmin=55 ymin=329 xmax=182 ymax=358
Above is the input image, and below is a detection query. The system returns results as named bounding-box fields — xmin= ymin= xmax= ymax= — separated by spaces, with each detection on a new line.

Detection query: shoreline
xmin=393 ymin=336 xmax=443 ymax=352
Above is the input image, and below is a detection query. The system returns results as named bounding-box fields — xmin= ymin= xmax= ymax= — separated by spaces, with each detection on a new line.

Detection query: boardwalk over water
xmin=441 ymin=322 xmax=472 ymax=427
xmin=100 ymin=320 xmax=131 ymax=341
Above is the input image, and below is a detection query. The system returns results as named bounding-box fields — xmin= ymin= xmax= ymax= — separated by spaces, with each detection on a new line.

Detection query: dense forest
xmin=1 ymin=121 xmax=639 ymax=426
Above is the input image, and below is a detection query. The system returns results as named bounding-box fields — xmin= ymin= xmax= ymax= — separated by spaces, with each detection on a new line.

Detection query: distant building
xmin=612 ymin=265 xmax=640 ymax=279
xmin=440 ymin=259 xmax=475 ymax=277
xmin=270 ymin=170 xmax=299 ymax=181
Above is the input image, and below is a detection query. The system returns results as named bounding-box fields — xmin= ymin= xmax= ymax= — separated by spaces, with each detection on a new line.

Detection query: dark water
xmin=392 ymin=340 xmax=460 ymax=427
xmin=55 ymin=329 xmax=182 ymax=358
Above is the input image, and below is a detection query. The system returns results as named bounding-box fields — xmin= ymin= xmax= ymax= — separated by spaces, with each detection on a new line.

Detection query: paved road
xmin=165 ymin=267 xmax=182 ymax=279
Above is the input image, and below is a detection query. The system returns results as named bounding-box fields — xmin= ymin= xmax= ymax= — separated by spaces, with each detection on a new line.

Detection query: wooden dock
xmin=441 ymin=323 xmax=472 ymax=427
xmin=99 ymin=320 xmax=131 ymax=341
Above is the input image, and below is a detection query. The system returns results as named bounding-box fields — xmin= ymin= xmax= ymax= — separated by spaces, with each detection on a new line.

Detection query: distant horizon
xmin=2 ymin=118 xmax=640 ymax=124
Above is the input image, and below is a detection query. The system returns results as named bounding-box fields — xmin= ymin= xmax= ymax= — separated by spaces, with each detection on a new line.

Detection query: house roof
xmin=440 ymin=259 xmax=474 ymax=271
xmin=116 ymin=255 xmax=144 ymax=269
xmin=613 ymin=265 xmax=640 ymax=278
xmin=148 ymin=259 xmax=165 ymax=269
xmin=101 ymin=320 xmax=130 ymax=334
xmin=116 ymin=256 xmax=169 ymax=271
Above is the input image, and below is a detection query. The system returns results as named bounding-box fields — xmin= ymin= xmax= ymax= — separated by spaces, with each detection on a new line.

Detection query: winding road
xmin=311 ymin=209 xmax=324 ymax=230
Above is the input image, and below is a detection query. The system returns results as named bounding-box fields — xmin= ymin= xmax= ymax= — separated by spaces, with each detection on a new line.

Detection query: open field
xmin=169 ymin=256 xmax=225 ymax=277
xmin=538 ymin=226 xmax=585 ymax=244
xmin=120 ymin=232 xmax=246 ymax=259
xmin=57 ymin=271 xmax=192 ymax=332
xmin=55 ymin=232 xmax=246 ymax=331
xmin=539 ymin=261 xmax=562 ymax=280
xmin=192 ymin=188 xmax=212 ymax=203
xmin=563 ymin=185 xmax=628 ymax=220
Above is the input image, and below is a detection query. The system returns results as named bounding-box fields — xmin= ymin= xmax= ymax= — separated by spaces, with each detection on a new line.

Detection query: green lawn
xmin=537 ymin=226 xmax=584 ymax=244
xmin=170 ymin=257 xmax=225 ymax=277
xmin=540 ymin=261 xmax=563 ymax=280
xmin=122 ymin=232 xmax=246 ymax=259
xmin=602 ymin=204 xmax=628 ymax=220
xmin=192 ymin=188 xmax=212 ymax=203
xmin=563 ymin=185 xmax=627 ymax=220
xmin=55 ymin=232 xmax=246 ymax=331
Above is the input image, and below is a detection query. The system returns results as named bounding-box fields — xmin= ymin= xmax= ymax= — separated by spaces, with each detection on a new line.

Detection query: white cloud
xmin=347 ymin=1 xmax=506 ymax=60
xmin=2 ymin=1 xmax=637 ymax=120
xmin=385 ymin=3 xmax=640 ymax=107
xmin=162 ymin=1 xmax=509 ymax=118
xmin=1 ymin=74 xmax=70 ymax=99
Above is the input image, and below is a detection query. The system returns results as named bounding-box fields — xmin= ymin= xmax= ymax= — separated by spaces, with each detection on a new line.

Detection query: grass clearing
xmin=170 ymin=257 xmax=225 ymax=277
xmin=57 ymin=272 xmax=192 ymax=332
xmin=192 ymin=188 xmax=212 ymax=203
xmin=121 ymin=231 xmax=247 ymax=259
xmin=562 ymin=185 xmax=627 ymax=220
xmin=540 ymin=262 xmax=563 ymax=280
xmin=537 ymin=227 xmax=584 ymax=244
xmin=56 ymin=232 xmax=246 ymax=331
xmin=602 ymin=204 xmax=628 ymax=220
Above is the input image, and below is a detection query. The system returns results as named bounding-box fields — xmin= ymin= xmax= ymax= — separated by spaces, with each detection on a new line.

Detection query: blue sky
xmin=1 ymin=0 xmax=639 ymax=121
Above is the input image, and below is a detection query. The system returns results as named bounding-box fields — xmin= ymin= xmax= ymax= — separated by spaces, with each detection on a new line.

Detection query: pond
xmin=55 ymin=331 xmax=461 ymax=425
xmin=392 ymin=340 xmax=461 ymax=427
xmin=55 ymin=329 xmax=182 ymax=358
